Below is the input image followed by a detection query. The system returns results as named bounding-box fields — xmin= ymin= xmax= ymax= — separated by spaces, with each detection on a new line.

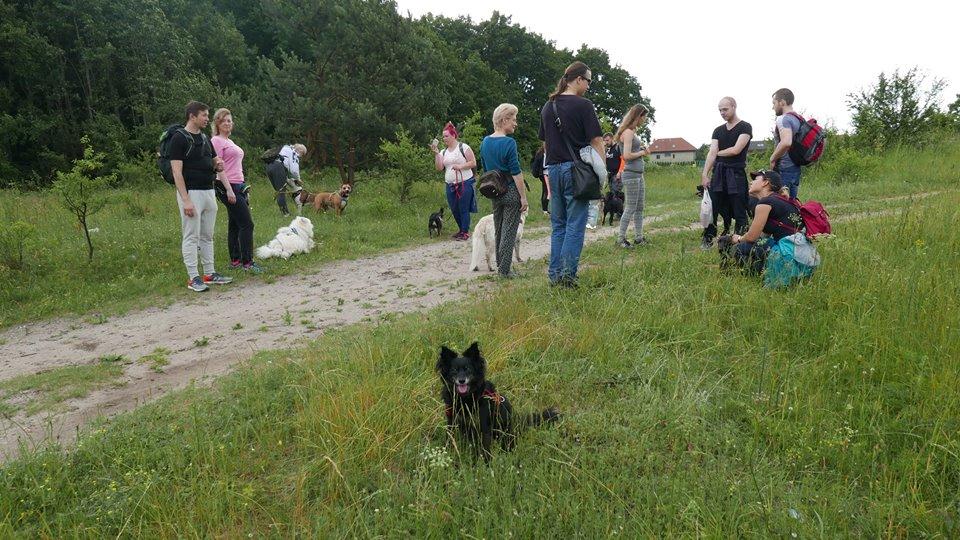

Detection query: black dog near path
xmin=436 ymin=342 xmax=559 ymax=462
xmin=428 ymin=207 xmax=444 ymax=237
xmin=601 ymin=191 xmax=624 ymax=226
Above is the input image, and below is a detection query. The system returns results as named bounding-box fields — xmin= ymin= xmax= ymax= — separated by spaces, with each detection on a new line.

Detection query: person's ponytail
xmin=548 ymin=61 xmax=591 ymax=101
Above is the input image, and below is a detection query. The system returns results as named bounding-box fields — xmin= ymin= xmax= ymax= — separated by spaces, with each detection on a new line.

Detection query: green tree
xmin=848 ymin=68 xmax=946 ymax=150
xmin=53 ymin=137 xmax=115 ymax=261
xmin=380 ymin=128 xmax=433 ymax=203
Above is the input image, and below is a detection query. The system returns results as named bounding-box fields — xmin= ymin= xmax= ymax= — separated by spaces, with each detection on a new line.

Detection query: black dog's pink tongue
xmin=456 ymin=384 xmax=469 ymax=394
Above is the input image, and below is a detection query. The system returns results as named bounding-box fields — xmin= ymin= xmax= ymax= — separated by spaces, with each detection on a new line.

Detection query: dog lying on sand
xmin=469 ymin=210 xmax=527 ymax=272
xmin=255 ymin=216 xmax=315 ymax=259
xmin=436 ymin=342 xmax=559 ymax=462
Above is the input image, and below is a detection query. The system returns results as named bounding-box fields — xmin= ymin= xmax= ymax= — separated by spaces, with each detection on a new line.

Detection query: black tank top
xmin=758 ymin=195 xmax=803 ymax=240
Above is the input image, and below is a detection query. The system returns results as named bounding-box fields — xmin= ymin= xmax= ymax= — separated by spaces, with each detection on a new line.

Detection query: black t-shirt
xmin=605 ymin=144 xmax=621 ymax=174
xmin=539 ymin=94 xmax=603 ymax=165
xmin=758 ymin=195 xmax=803 ymax=240
xmin=712 ymin=121 xmax=752 ymax=165
xmin=169 ymin=130 xmax=217 ymax=190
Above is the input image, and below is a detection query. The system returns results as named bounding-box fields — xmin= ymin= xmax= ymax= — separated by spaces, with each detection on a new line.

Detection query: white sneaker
xmin=586 ymin=223 xmax=596 ymax=230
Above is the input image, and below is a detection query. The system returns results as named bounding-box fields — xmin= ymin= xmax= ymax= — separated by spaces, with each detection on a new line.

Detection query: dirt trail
xmin=1 ymin=188 xmax=943 ymax=459
xmin=2 ymin=211 xmax=690 ymax=458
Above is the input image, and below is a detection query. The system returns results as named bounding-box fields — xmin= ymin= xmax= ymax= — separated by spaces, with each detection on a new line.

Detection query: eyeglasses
xmin=580 ymin=75 xmax=592 ymax=84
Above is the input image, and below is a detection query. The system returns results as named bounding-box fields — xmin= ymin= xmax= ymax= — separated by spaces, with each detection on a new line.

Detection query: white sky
xmin=396 ymin=0 xmax=960 ymax=146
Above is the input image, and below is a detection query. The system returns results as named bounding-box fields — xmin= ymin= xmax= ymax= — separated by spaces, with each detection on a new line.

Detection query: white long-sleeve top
xmin=279 ymin=145 xmax=301 ymax=181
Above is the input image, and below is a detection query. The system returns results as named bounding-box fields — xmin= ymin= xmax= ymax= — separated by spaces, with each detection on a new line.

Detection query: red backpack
xmin=771 ymin=195 xmax=832 ymax=238
xmin=786 ymin=112 xmax=826 ymax=166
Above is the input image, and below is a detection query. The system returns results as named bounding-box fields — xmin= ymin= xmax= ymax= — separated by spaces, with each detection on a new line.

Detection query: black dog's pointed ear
xmin=464 ymin=341 xmax=481 ymax=360
xmin=436 ymin=346 xmax=457 ymax=372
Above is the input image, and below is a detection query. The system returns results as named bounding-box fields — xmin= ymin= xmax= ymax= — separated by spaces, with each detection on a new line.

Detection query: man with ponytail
xmin=538 ymin=61 xmax=605 ymax=288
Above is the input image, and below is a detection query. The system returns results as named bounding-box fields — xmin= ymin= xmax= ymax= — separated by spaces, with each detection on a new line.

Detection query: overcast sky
xmin=395 ymin=0 xmax=959 ymax=146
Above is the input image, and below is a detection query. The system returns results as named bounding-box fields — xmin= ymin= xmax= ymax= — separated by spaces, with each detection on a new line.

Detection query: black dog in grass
xmin=436 ymin=342 xmax=560 ymax=462
xmin=601 ymin=191 xmax=624 ymax=226
xmin=428 ymin=207 xmax=444 ymax=237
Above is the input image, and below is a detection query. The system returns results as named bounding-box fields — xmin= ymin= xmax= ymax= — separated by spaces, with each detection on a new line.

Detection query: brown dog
xmin=313 ymin=184 xmax=352 ymax=216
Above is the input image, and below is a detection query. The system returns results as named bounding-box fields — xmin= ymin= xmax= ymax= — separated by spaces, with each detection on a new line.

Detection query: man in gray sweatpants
xmin=170 ymin=101 xmax=234 ymax=292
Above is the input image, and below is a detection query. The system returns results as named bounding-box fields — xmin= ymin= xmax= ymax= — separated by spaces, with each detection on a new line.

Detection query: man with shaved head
xmin=699 ymin=96 xmax=753 ymax=249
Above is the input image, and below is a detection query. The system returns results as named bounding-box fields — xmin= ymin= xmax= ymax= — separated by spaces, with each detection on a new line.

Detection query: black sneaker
xmin=633 ymin=237 xmax=649 ymax=246
xmin=700 ymin=239 xmax=713 ymax=251
xmin=617 ymin=239 xmax=633 ymax=249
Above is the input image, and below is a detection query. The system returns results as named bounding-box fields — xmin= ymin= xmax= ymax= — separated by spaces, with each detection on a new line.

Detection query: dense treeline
xmin=0 ymin=0 xmax=651 ymax=188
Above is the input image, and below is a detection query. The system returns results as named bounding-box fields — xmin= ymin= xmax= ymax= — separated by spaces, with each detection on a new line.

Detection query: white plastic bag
xmin=699 ymin=190 xmax=712 ymax=228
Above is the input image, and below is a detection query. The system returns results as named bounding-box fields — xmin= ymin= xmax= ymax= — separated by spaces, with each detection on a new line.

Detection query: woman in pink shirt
xmin=211 ymin=108 xmax=261 ymax=273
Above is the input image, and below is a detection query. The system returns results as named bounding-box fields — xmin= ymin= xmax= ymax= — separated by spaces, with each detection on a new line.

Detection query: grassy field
xmin=0 ymin=167 xmax=549 ymax=328
xmin=3 ymin=141 xmax=958 ymax=330
xmin=1 ymin=140 xmax=958 ymax=536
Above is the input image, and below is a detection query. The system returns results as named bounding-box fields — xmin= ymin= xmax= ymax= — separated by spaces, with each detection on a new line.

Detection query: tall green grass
xmin=2 ymin=139 xmax=959 ymax=329
xmin=1 ymin=184 xmax=957 ymax=536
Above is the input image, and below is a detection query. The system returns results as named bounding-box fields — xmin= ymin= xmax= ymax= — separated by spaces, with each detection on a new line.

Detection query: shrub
xmin=0 ymin=220 xmax=35 ymax=270
xmin=379 ymin=128 xmax=433 ymax=203
xmin=52 ymin=137 xmax=116 ymax=262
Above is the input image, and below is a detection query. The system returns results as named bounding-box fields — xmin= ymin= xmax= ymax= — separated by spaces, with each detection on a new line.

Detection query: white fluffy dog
xmin=255 ymin=216 xmax=315 ymax=259
xmin=469 ymin=210 xmax=527 ymax=272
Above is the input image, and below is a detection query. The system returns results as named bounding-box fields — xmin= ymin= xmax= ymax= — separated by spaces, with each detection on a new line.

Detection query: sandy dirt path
xmin=3 ymin=212 xmax=681 ymax=458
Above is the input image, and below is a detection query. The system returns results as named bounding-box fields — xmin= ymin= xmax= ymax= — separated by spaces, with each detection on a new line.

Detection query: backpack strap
xmin=550 ymin=100 xmax=582 ymax=163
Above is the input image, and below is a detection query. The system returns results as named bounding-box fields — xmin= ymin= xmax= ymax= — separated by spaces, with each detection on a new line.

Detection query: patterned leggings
xmin=492 ymin=182 xmax=522 ymax=276
xmin=618 ymin=174 xmax=645 ymax=241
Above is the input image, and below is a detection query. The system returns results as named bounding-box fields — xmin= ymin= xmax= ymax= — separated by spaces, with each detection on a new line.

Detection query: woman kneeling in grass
xmin=725 ymin=169 xmax=819 ymax=286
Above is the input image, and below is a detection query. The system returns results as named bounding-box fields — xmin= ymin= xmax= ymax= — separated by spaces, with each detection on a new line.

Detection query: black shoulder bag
xmin=476 ymin=138 xmax=510 ymax=199
xmin=551 ymin=101 xmax=602 ymax=201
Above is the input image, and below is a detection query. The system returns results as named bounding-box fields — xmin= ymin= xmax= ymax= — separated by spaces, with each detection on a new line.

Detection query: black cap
xmin=750 ymin=169 xmax=784 ymax=191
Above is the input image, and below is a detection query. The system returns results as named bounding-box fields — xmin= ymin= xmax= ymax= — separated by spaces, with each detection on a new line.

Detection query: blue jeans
xmin=778 ymin=163 xmax=802 ymax=200
xmin=547 ymin=162 xmax=589 ymax=283
xmin=445 ymin=178 xmax=476 ymax=233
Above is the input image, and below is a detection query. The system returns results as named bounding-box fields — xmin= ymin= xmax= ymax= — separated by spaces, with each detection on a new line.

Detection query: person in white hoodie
xmin=265 ymin=143 xmax=307 ymax=216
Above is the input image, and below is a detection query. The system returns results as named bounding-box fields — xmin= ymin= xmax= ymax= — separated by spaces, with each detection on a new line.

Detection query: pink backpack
xmin=770 ymin=195 xmax=832 ymax=239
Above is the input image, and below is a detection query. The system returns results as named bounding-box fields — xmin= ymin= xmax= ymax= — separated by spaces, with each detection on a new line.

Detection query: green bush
xmin=0 ymin=220 xmax=35 ymax=270
xmin=816 ymin=145 xmax=881 ymax=184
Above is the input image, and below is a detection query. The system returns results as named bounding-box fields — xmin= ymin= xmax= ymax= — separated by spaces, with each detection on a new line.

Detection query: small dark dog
xmin=600 ymin=191 xmax=624 ymax=226
xmin=716 ymin=234 xmax=735 ymax=269
xmin=428 ymin=207 xmax=444 ymax=237
xmin=696 ymin=184 xmax=706 ymax=198
xmin=436 ymin=342 xmax=559 ymax=462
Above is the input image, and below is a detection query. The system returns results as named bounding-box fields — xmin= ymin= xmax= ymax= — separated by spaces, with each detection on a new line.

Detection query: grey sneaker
xmin=633 ymin=237 xmax=649 ymax=246
xmin=203 ymin=272 xmax=233 ymax=285
xmin=187 ymin=276 xmax=209 ymax=292
xmin=243 ymin=262 xmax=265 ymax=274
xmin=617 ymin=239 xmax=633 ymax=248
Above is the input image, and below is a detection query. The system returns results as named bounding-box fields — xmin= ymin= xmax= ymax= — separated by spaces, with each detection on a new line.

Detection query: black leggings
xmin=540 ymin=177 xmax=549 ymax=212
xmin=215 ymin=184 xmax=255 ymax=264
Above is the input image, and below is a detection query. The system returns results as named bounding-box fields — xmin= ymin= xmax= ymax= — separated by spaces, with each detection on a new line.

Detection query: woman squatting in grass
xmin=725 ymin=169 xmax=801 ymax=273
xmin=615 ymin=104 xmax=652 ymax=248
xmin=211 ymin=108 xmax=263 ymax=274
xmin=431 ymin=122 xmax=478 ymax=240
xmin=479 ymin=103 xmax=529 ymax=278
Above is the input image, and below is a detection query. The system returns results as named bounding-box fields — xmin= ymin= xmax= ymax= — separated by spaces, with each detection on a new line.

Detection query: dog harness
xmin=445 ymin=389 xmax=505 ymax=419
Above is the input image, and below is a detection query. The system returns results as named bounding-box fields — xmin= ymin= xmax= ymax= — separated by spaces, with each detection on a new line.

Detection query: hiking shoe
xmin=633 ymin=237 xmax=649 ymax=247
xmin=617 ymin=239 xmax=633 ymax=248
xmin=203 ymin=272 xmax=233 ymax=285
xmin=700 ymin=239 xmax=713 ymax=251
xmin=229 ymin=259 xmax=242 ymax=269
xmin=461 ymin=232 xmax=470 ymax=241
xmin=243 ymin=262 xmax=265 ymax=274
xmin=187 ymin=276 xmax=209 ymax=292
